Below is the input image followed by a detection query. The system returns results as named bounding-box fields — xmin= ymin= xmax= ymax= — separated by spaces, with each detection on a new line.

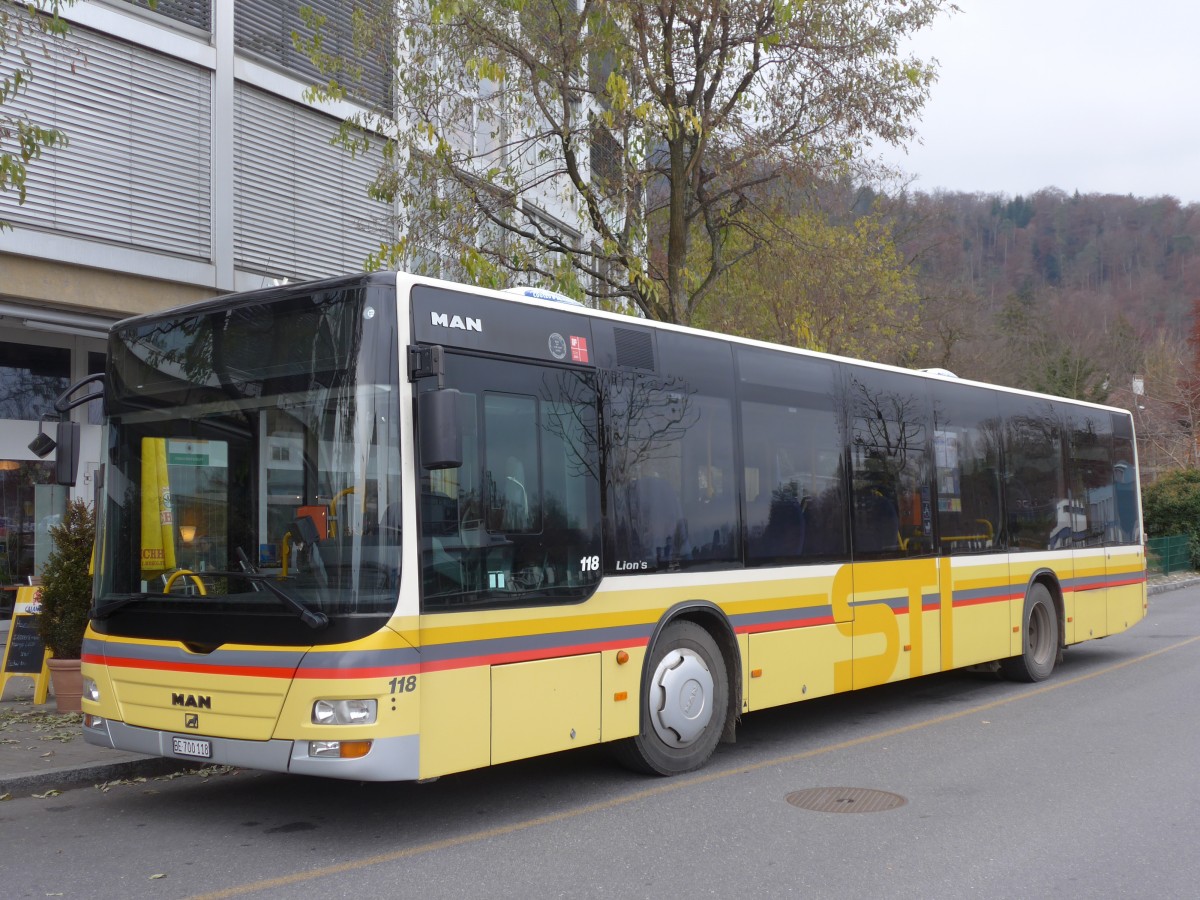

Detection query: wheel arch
xmin=645 ymin=600 xmax=741 ymax=743
xmin=1025 ymin=567 xmax=1066 ymax=648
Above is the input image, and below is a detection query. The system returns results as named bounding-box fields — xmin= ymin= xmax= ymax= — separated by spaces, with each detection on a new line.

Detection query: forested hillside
xmin=889 ymin=188 xmax=1196 ymax=378
xmin=886 ymin=187 xmax=1200 ymax=473
xmin=697 ymin=183 xmax=1200 ymax=476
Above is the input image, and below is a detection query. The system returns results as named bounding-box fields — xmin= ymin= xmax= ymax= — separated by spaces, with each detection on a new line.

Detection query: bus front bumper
xmin=82 ymin=717 xmax=420 ymax=782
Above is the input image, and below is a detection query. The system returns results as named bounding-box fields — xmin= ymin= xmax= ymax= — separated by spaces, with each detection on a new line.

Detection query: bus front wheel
xmin=1001 ymin=583 xmax=1059 ymax=682
xmin=618 ymin=620 xmax=729 ymax=776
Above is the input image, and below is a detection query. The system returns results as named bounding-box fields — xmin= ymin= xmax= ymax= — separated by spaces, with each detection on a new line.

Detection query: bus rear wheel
xmin=1001 ymin=583 xmax=1059 ymax=682
xmin=618 ymin=620 xmax=729 ymax=776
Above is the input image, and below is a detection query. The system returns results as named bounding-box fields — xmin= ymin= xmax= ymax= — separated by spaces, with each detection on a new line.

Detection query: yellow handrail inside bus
xmin=162 ymin=569 xmax=207 ymax=596
xmin=943 ymin=519 xmax=995 ymax=544
xmin=329 ymin=486 xmax=355 ymax=538
xmin=281 ymin=531 xmax=292 ymax=576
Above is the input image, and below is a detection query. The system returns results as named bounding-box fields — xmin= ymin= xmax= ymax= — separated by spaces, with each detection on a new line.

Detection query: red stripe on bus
xmin=736 ymin=614 xmax=836 ymax=634
xmin=294 ymin=665 xmax=420 ymax=679
xmin=419 ymin=637 xmax=649 ymax=672
xmin=84 ymin=654 xmax=296 ymax=679
xmin=89 ymin=653 xmax=417 ymax=681
xmin=1103 ymin=575 xmax=1147 ymax=588
xmin=954 ymin=591 xmax=1021 ymax=608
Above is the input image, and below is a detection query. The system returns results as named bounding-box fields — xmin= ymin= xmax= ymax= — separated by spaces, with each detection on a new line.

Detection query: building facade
xmin=3 ymin=1 xmax=579 ymax=584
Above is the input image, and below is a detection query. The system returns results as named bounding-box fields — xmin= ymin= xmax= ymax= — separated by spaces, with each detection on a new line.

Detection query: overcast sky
xmin=872 ymin=0 xmax=1200 ymax=204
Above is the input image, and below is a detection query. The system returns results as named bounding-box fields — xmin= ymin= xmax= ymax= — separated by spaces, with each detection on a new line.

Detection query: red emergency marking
xmin=570 ymin=335 xmax=589 ymax=363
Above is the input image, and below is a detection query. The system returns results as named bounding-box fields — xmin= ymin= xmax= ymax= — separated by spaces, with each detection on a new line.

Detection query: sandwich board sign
xmin=1 ymin=586 xmax=50 ymax=704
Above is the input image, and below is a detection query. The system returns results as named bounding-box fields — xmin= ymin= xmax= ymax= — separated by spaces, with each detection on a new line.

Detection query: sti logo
xmin=430 ymin=312 xmax=482 ymax=332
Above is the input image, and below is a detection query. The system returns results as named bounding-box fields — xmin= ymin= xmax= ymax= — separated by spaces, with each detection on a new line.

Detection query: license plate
xmin=172 ymin=736 xmax=212 ymax=759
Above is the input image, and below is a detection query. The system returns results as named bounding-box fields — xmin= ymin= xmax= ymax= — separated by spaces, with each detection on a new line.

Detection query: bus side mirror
xmin=48 ymin=372 xmax=105 ymax=487
xmin=420 ymin=388 xmax=463 ymax=470
xmin=55 ymin=421 xmax=81 ymax=486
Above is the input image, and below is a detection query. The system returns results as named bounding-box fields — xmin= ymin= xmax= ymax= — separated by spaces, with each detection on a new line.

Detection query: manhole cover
xmin=785 ymin=787 xmax=907 ymax=813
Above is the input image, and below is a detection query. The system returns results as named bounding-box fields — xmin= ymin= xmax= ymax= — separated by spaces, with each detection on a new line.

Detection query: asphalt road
xmin=2 ymin=586 xmax=1198 ymax=900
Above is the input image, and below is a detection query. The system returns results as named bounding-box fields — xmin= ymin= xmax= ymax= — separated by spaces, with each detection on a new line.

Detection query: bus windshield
xmin=92 ymin=277 xmax=402 ymax=646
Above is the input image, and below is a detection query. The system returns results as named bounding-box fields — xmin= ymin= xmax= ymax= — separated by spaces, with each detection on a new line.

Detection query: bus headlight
xmin=311 ymin=699 xmax=377 ymax=725
xmin=83 ymin=677 xmax=100 ymax=703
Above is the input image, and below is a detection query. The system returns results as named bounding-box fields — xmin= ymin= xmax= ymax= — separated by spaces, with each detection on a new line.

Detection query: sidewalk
xmin=0 ymin=679 xmax=194 ymax=798
xmin=1 ymin=574 xmax=1198 ymax=798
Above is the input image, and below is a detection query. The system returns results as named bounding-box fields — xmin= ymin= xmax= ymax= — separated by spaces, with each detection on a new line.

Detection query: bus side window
xmin=1111 ymin=414 xmax=1139 ymax=544
xmin=628 ymin=475 xmax=687 ymax=566
xmin=737 ymin=347 xmax=847 ymax=565
xmin=484 ymin=394 xmax=539 ymax=534
xmin=931 ymin=382 xmax=1002 ymax=555
xmin=1003 ymin=398 xmax=1066 ymax=552
xmin=1067 ymin=411 xmax=1113 ymax=549
xmin=419 ymin=359 xmax=601 ymax=610
xmin=846 ymin=366 xmax=932 ymax=560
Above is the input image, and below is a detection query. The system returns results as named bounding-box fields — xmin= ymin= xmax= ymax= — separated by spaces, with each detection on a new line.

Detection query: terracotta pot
xmin=47 ymin=657 xmax=84 ymax=713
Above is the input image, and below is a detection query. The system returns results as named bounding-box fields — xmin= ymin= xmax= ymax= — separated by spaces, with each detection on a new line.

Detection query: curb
xmin=1148 ymin=577 xmax=1200 ymax=596
xmin=1 ymin=756 xmax=201 ymax=798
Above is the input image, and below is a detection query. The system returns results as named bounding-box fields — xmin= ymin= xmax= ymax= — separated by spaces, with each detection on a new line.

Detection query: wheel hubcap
xmin=649 ymin=648 xmax=714 ymax=747
xmin=1030 ymin=603 xmax=1051 ymax=663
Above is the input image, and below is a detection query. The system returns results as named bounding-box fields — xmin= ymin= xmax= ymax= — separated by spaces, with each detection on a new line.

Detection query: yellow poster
xmin=140 ymin=438 xmax=176 ymax=578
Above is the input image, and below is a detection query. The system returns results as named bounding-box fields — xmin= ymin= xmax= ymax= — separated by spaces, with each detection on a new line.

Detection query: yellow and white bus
xmin=79 ymin=271 xmax=1146 ymax=780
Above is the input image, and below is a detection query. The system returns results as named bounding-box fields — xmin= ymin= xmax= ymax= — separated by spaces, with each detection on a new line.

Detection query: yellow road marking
xmin=190 ymin=634 xmax=1200 ymax=900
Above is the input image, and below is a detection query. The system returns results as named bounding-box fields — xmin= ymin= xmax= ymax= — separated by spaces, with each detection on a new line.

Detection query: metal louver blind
xmin=233 ymin=83 xmax=387 ymax=281
xmin=120 ymin=0 xmax=212 ymax=31
xmin=0 ymin=24 xmax=213 ymax=258
xmin=234 ymin=0 xmax=390 ymax=108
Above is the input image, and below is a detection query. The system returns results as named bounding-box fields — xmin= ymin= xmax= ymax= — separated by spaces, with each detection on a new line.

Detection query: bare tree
xmin=299 ymin=0 xmax=954 ymax=323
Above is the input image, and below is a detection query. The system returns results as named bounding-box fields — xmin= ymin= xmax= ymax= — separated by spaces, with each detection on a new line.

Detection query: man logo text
xmin=431 ymin=312 xmax=482 ymax=332
xmin=172 ymin=693 xmax=212 ymax=709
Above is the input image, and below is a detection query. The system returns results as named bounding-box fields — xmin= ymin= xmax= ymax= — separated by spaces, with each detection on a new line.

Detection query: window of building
xmin=0 ymin=462 xmax=65 ymax=585
xmin=119 ymin=0 xmax=212 ymax=31
xmin=0 ymin=341 xmax=69 ymax=422
xmin=87 ymin=351 xmax=105 ymax=426
xmin=235 ymin=0 xmax=391 ymax=108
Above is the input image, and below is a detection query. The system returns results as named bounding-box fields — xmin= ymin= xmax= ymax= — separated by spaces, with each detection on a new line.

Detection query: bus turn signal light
xmin=309 ymin=740 xmax=373 ymax=759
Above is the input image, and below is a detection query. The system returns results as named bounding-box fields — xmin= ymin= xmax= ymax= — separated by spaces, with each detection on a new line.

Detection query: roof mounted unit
xmin=503 ymin=286 xmax=585 ymax=307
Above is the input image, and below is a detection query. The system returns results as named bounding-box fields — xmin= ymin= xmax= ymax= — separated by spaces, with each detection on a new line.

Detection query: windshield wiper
xmin=92 ymin=577 xmax=329 ymax=630
xmin=232 ymin=571 xmax=329 ymax=629
xmin=227 ymin=546 xmax=328 ymax=629
xmin=91 ymin=593 xmax=157 ymax=620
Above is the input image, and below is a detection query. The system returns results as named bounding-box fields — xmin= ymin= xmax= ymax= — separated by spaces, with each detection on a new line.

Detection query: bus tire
xmin=1000 ymin=583 xmax=1059 ymax=682
xmin=618 ymin=620 xmax=729 ymax=776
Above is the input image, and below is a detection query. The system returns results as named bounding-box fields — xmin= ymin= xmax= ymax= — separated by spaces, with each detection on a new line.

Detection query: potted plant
xmin=37 ymin=498 xmax=95 ymax=712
